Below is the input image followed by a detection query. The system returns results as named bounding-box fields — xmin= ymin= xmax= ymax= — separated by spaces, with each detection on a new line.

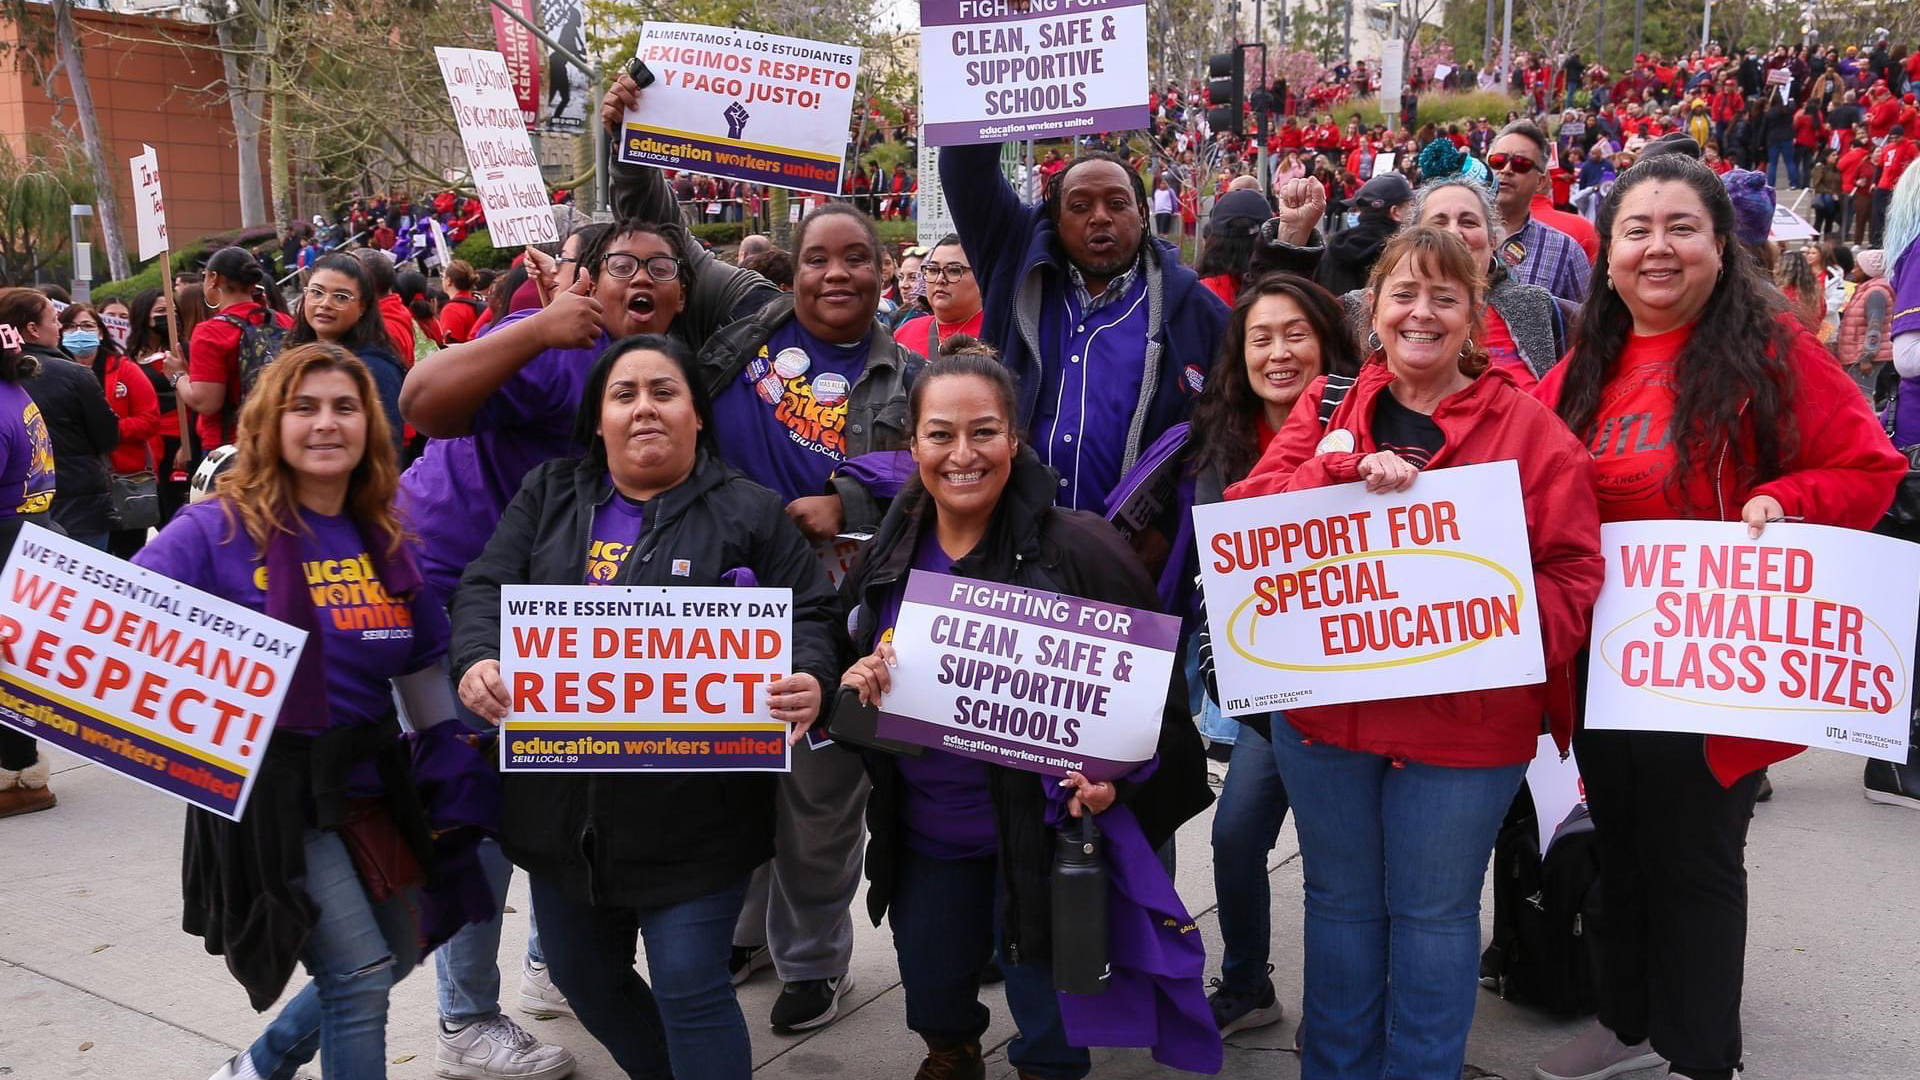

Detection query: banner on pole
xmin=499 ymin=585 xmax=795 ymax=771
xmin=489 ymin=0 xmax=543 ymax=129
xmin=873 ymin=570 xmax=1177 ymax=780
xmin=918 ymin=0 xmax=1149 ymax=146
xmin=435 ymin=47 xmax=560 ymax=248
xmin=1585 ymin=520 xmax=1920 ymax=761
xmin=0 ymin=525 xmax=306 ymax=820
xmin=537 ymin=0 xmax=589 ymax=134
xmin=1193 ymin=461 xmax=1545 ymax=713
xmin=129 ymin=144 xmax=169 ymax=263
xmin=617 ymin=22 xmax=861 ymax=196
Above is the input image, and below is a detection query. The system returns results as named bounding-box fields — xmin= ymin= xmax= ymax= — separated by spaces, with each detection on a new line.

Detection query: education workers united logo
xmin=747 ymin=344 xmax=852 ymax=460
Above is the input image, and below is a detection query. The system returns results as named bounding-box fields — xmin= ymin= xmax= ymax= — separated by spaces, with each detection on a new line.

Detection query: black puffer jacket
xmin=837 ymin=450 xmax=1213 ymax=966
xmin=21 ymin=343 xmax=117 ymax=538
xmin=451 ymin=450 xmax=844 ymax=910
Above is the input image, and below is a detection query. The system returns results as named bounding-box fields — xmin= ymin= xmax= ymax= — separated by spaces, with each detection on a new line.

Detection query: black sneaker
xmin=769 ymin=975 xmax=852 ymax=1033
xmin=1865 ymin=759 xmax=1920 ymax=810
xmin=1207 ymin=975 xmax=1285 ymax=1036
xmin=728 ymin=944 xmax=771 ymax=987
xmin=980 ymin=958 xmax=1005 ymax=985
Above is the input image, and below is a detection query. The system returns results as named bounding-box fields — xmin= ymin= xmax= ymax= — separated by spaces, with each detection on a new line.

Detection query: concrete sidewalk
xmin=1 ymin=745 xmax=1913 ymax=1079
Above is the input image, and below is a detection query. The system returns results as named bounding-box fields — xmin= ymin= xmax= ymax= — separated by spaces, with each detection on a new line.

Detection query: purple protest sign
xmin=873 ymin=570 xmax=1177 ymax=779
xmin=919 ymin=0 xmax=1149 ymax=147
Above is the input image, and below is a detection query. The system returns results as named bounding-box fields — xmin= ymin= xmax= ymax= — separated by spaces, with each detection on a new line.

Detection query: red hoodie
xmin=102 ymin=353 xmax=162 ymax=475
xmin=1225 ymin=363 xmax=1606 ymax=768
xmin=1535 ymin=317 xmax=1905 ymax=784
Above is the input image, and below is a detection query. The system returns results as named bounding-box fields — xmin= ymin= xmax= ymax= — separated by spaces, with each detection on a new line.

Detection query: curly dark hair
xmin=1555 ymin=153 xmax=1793 ymax=513
xmin=1189 ymin=272 xmax=1360 ymax=486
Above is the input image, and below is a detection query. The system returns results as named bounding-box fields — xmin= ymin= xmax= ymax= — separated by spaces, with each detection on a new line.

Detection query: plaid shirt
xmin=1504 ymin=217 xmax=1592 ymax=305
xmin=1069 ymin=254 xmax=1143 ymax=313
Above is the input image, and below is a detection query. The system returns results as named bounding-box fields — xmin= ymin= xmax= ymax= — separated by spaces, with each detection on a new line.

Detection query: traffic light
xmin=1208 ymin=50 xmax=1245 ymax=135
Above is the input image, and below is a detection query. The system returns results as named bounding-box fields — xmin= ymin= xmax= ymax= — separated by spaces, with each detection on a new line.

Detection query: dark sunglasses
xmin=1486 ymin=153 xmax=1542 ymax=174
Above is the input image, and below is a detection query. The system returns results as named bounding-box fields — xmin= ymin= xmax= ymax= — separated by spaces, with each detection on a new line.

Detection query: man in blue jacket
xmin=939 ymin=142 xmax=1229 ymax=511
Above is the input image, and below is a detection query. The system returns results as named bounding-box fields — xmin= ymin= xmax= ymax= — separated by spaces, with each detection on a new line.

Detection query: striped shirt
xmin=1503 ymin=217 xmax=1593 ymax=305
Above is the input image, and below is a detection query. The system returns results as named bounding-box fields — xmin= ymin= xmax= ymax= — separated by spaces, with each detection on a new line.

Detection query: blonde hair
xmin=1366 ymin=225 xmax=1491 ymax=377
xmin=214 ymin=341 xmax=406 ymax=555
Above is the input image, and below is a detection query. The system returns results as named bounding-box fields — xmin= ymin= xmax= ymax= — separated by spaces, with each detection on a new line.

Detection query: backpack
xmin=214 ymin=308 xmax=288 ymax=413
xmin=1479 ymin=783 xmax=1603 ymax=1017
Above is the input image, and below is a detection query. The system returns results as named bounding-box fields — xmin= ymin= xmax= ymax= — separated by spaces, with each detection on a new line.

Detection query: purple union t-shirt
xmin=584 ymin=491 xmax=646 ymax=584
xmin=874 ymin=527 xmax=998 ymax=860
xmin=709 ymin=321 xmax=867 ymax=503
xmin=133 ymin=499 xmax=450 ymax=733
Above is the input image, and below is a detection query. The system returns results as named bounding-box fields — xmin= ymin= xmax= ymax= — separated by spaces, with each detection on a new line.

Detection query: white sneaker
xmin=517 ymin=959 xmax=575 ymax=1019
xmin=207 ymin=1053 xmax=260 ymax=1080
xmin=435 ymin=1013 xmax=576 ymax=1080
xmin=1533 ymin=1022 xmax=1665 ymax=1080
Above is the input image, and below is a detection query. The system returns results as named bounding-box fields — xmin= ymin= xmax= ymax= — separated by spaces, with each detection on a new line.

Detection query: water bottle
xmin=1050 ymin=814 xmax=1110 ymax=995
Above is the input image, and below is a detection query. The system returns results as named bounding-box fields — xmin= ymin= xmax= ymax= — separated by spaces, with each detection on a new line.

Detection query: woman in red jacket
xmin=1225 ymin=227 xmax=1604 ymax=1080
xmin=59 ymin=303 xmax=160 ymax=557
xmin=1532 ymin=154 xmax=1904 ymax=1080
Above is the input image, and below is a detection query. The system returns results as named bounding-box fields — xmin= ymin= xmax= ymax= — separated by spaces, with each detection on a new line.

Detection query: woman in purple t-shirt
xmin=133 ymin=343 xmax=491 ymax=1080
xmin=838 ymin=349 xmax=1214 ymax=1079
xmin=0 ymin=321 xmax=56 ymax=817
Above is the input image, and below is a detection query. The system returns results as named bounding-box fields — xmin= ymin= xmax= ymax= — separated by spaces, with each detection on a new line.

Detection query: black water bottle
xmin=1050 ymin=814 xmax=1110 ymax=995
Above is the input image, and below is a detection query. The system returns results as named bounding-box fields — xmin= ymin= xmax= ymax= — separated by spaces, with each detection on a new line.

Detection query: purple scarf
xmin=1045 ymin=771 xmax=1224 ymax=1075
xmin=263 ymin=514 xmax=421 ymax=734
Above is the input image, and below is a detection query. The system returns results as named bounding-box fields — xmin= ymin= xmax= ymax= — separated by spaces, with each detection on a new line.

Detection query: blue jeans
xmin=531 ymin=874 xmax=750 ymax=1080
xmin=889 ymin=849 xmax=1088 ymax=1079
xmin=1269 ymin=715 xmax=1524 ymax=1080
xmin=1766 ymin=141 xmax=1793 ymax=190
xmin=1188 ymin=638 xmax=1237 ymax=747
xmin=246 ymin=829 xmax=422 ymax=1080
xmin=1211 ymin=723 xmax=1291 ymax=994
xmin=436 ymin=695 xmax=543 ymax=1023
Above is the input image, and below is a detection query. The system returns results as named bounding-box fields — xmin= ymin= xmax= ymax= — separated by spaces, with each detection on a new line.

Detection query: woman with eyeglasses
xmin=289 ymin=253 xmax=408 ymax=456
xmin=893 ymin=234 xmax=982 ymax=359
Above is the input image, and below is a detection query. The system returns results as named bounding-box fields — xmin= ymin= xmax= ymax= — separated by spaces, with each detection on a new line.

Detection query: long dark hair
xmin=572 ymin=333 xmax=717 ymax=468
xmin=1557 ymin=153 xmax=1793 ymax=510
xmin=289 ymin=253 xmax=394 ymax=357
xmin=1189 ymin=273 xmax=1360 ymax=486
xmin=124 ymin=287 xmax=165 ymax=360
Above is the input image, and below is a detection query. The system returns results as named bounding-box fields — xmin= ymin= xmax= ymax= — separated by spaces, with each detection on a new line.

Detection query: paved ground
xmin=1 ymin=744 xmax=1913 ymax=1080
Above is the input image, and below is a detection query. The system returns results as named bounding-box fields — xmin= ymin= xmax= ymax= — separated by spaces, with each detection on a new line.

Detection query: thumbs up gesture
xmin=538 ymin=270 xmax=603 ymax=350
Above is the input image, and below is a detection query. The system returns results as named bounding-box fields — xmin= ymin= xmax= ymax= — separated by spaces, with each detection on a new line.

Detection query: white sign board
xmin=1770 ymin=204 xmax=1818 ymax=243
xmin=1585 ymin=520 xmax=1920 ymax=761
xmin=918 ymin=0 xmax=1149 ymax=146
xmin=129 ymin=144 xmax=168 ymax=263
xmin=434 ymin=47 xmax=559 ymax=248
xmin=1193 ymin=461 xmax=1545 ymax=713
xmin=917 ymin=128 xmax=955 ymax=247
xmin=617 ymin=22 xmax=861 ymax=197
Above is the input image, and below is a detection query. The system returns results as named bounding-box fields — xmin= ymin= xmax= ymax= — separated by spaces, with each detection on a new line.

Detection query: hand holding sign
xmin=1357 ymin=450 xmax=1419 ymax=493
xmin=842 ymin=641 xmax=898 ymax=706
xmin=460 ymin=658 xmax=512 ymax=723
xmin=1741 ymin=494 xmax=1785 ymax=540
xmin=766 ymin=671 xmax=821 ymax=744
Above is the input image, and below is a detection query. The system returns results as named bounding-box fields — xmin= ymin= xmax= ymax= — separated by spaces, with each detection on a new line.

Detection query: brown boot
xmin=0 ymin=760 xmax=55 ymax=818
xmin=914 ymin=1036 xmax=984 ymax=1080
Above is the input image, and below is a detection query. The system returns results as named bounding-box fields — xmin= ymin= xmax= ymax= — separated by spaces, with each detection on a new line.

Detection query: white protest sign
xmin=1380 ymin=43 xmax=1405 ymax=106
xmin=874 ymin=570 xmax=1177 ymax=780
xmin=0 ymin=525 xmax=306 ymax=820
xmin=1374 ymin=152 xmax=1396 ymax=176
xmin=919 ymin=0 xmax=1149 ymax=146
xmin=129 ymin=144 xmax=168 ymax=263
xmin=1769 ymin=204 xmax=1817 ymax=242
xmin=917 ymin=128 xmax=955 ymax=247
xmin=1193 ymin=461 xmax=1545 ymax=713
xmin=428 ymin=217 xmax=453 ymax=269
xmin=1585 ymin=520 xmax=1919 ymax=761
xmin=618 ymin=22 xmax=861 ymax=197
xmin=499 ymin=584 xmax=794 ymax=772
xmin=434 ymin=47 xmax=559 ymax=248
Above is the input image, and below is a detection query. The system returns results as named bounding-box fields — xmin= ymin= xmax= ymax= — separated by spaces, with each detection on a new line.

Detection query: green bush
xmin=1320 ymin=89 xmax=1528 ymax=132
xmin=451 ymin=230 xmax=517 ymax=270
xmin=689 ymin=221 xmax=746 ymax=245
xmin=92 ymin=245 xmax=203 ymax=303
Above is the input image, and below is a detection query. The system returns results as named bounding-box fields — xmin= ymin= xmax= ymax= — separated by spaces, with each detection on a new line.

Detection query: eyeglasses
xmin=920 ymin=263 xmax=973 ymax=282
xmin=1486 ymin=153 xmax=1542 ymax=174
xmin=601 ymin=253 xmax=682 ymax=282
xmin=302 ymin=285 xmax=359 ymax=306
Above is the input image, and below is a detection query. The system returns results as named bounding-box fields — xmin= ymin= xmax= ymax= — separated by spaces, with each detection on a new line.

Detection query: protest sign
xmin=919 ymin=0 xmax=1148 ymax=147
xmin=499 ymin=585 xmax=794 ymax=771
xmin=816 ymin=533 xmax=871 ymax=589
xmin=0 ymin=525 xmax=306 ymax=820
xmin=538 ymin=0 xmax=588 ymax=134
xmin=617 ymin=23 xmax=861 ymax=196
xmin=1769 ymin=204 xmax=1817 ymax=242
xmin=916 ymin=128 xmax=955 ymax=246
xmin=1585 ymin=521 xmax=1920 ymax=761
xmin=101 ymin=312 xmax=130 ymax=350
xmin=435 ymin=47 xmax=559 ymax=248
xmin=873 ymin=571 xmax=1177 ymax=780
xmin=488 ymin=0 xmax=542 ymax=129
xmin=129 ymin=144 xmax=168 ymax=263
xmin=1193 ymin=461 xmax=1545 ymax=713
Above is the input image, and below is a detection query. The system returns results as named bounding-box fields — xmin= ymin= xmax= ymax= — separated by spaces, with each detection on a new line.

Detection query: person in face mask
xmin=0 ymin=290 xmax=116 ymax=548
xmin=63 ymin=303 xmax=162 ymax=557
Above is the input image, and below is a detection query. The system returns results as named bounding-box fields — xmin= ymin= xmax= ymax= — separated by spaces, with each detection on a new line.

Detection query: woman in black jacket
xmin=450 ymin=333 xmax=842 ymax=1080
xmin=0 ymin=288 xmax=117 ymax=548
xmin=838 ymin=347 xmax=1212 ymax=1080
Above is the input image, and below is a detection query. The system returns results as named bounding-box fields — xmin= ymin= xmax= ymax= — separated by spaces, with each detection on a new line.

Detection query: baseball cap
xmin=1209 ymin=189 xmax=1273 ymax=236
xmin=1344 ymin=173 xmax=1414 ymax=213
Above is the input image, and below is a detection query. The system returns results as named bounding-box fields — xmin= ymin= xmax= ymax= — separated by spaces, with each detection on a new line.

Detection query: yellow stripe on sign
xmin=0 ymin=670 xmax=236 ymax=770
xmin=623 ymin=123 xmax=842 ymax=164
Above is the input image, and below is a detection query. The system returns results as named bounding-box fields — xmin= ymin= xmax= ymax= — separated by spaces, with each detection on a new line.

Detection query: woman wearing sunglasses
xmin=288 ymin=253 xmax=409 ymax=456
